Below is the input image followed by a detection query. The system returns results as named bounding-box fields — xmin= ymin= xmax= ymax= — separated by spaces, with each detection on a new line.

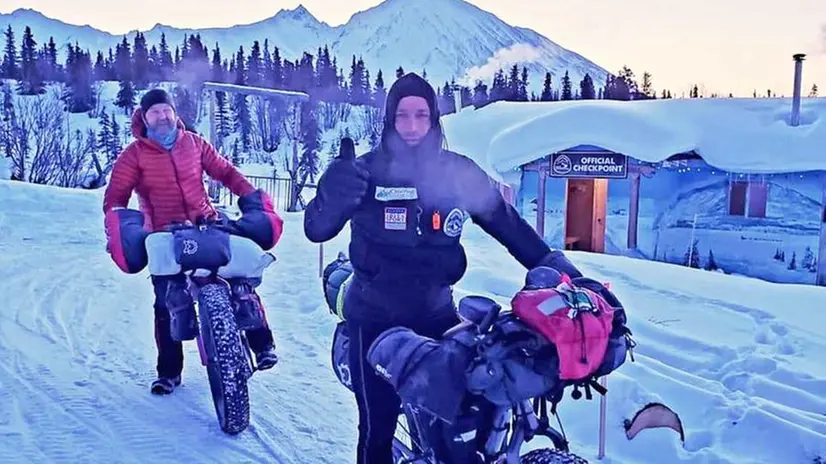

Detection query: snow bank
xmin=0 ymin=156 xmax=10 ymax=180
xmin=443 ymin=98 xmax=826 ymax=177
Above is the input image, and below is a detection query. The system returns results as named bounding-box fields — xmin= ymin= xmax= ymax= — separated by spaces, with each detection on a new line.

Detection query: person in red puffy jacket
xmin=102 ymin=88 xmax=281 ymax=395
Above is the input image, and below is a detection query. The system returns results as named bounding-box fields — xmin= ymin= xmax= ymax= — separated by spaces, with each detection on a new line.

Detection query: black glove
xmin=319 ymin=137 xmax=370 ymax=209
xmin=536 ymin=249 xmax=583 ymax=278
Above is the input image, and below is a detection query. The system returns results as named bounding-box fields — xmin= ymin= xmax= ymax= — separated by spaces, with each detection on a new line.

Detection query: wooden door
xmin=565 ymin=179 xmax=594 ymax=251
xmin=564 ymin=178 xmax=608 ymax=252
xmin=591 ymin=178 xmax=608 ymax=253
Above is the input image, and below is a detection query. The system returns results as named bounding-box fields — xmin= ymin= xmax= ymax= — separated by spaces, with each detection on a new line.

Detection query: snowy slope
xmin=1 ymin=179 xmax=825 ymax=463
xmin=0 ymin=0 xmax=608 ymax=93
xmin=443 ymin=97 xmax=826 ymax=178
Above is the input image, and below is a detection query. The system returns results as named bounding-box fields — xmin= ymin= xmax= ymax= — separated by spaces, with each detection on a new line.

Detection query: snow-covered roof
xmin=442 ymin=97 xmax=826 ymax=176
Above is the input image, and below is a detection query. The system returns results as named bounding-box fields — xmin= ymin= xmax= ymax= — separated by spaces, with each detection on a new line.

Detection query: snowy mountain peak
xmin=8 ymin=7 xmax=42 ymax=18
xmin=272 ymin=4 xmax=322 ymax=24
xmin=0 ymin=0 xmax=608 ymax=92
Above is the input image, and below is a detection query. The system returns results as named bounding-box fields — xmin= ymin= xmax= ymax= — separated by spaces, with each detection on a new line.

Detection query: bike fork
xmin=240 ymin=332 xmax=257 ymax=377
xmin=197 ymin=336 xmax=209 ymax=366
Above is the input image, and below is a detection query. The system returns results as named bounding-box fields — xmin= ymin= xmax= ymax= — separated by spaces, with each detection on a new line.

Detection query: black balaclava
xmin=381 ymin=72 xmax=444 ymax=155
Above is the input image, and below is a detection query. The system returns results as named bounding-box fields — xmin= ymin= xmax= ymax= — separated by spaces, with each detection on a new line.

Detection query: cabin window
xmin=728 ymin=180 xmax=767 ymax=218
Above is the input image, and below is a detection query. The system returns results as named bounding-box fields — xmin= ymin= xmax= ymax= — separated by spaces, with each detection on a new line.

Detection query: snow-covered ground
xmin=0 ymin=179 xmax=824 ymax=464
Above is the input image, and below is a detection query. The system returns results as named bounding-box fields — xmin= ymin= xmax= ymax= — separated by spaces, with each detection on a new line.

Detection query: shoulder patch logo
xmin=443 ymin=208 xmax=466 ymax=238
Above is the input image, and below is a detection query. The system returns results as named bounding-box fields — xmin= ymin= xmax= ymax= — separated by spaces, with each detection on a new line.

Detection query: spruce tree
xmin=540 ymin=72 xmax=552 ymax=101
xmin=44 ymin=37 xmax=59 ymax=82
xmin=114 ymin=37 xmax=132 ymax=82
xmin=132 ymin=32 xmax=150 ymax=89
xmin=105 ymin=48 xmax=116 ymax=80
xmin=297 ymin=51 xmax=315 ymax=93
xmin=93 ymin=51 xmax=107 ymax=81
xmin=299 ymin=100 xmax=321 ymax=182
xmin=683 ymin=240 xmax=700 ymax=268
xmin=98 ymin=108 xmax=114 ymax=162
xmin=641 ymin=71 xmax=653 ymax=98
xmin=802 ymin=246 xmax=815 ymax=270
xmin=472 ymin=80 xmax=489 ymax=108
xmin=271 ymin=46 xmax=283 ymax=88
xmin=507 ymin=64 xmax=520 ymax=101
xmin=110 ymin=117 xmax=122 ymax=154
xmin=210 ymin=45 xmax=231 ymax=144
xmin=115 ymin=79 xmax=135 ymax=115
xmin=158 ymin=33 xmax=173 ymax=80
xmin=519 ymin=67 xmax=529 ymax=101
xmin=18 ymin=26 xmax=44 ymax=95
xmin=373 ymin=69 xmax=387 ymax=109
xmin=263 ymin=40 xmax=274 ymax=85
xmin=349 ymin=55 xmax=367 ymax=105
xmin=232 ymin=46 xmax=251 ymax=151
xmin=64 ymin=44 xmax=95 ymax=112
xmin=247 ymin=41 xmax=263 ymax=87
xmin=490 ymin=69 xmax=507 ymax=102
xmin=2 ymin=26 xmax=17 ymax=79
xmin=560 ymin=70 xmax=572 ymax=100
xmin=704 ymin=249 xmax=719 ymax=271
xmin=579 ymin=73 xmax=596 ymax=99
xmin=603 ymin=74 xmax=613 ymax=99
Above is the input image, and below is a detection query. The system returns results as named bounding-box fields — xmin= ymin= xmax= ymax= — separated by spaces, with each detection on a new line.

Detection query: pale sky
xmin=2 ymin=0 xmax=825 ymax=96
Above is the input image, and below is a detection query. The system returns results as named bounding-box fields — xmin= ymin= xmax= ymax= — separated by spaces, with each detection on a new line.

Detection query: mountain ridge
xmin=1 ymin=0 xmax=609 ymax=92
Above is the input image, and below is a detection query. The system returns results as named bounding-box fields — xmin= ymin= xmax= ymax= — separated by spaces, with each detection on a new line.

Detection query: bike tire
xmin=520 ymin=448 xmax=589 ymax=464
xmin=199 ymin=282 xmax=251 ymax=435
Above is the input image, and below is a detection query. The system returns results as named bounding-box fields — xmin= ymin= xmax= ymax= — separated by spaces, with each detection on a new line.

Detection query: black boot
xmin=150 ymin=375 xmax=182 ymax=395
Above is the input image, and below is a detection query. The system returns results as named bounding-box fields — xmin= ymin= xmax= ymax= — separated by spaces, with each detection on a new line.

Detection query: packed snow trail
xmin=0 ymin=181 xmax=359 ymax=463
xmin=0 ymin=179 xmax=825 ymax=464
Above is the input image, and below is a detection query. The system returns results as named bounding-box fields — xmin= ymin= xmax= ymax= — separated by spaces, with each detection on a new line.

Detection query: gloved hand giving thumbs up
xmin=319 ymin=137 xmax=370 ymax=209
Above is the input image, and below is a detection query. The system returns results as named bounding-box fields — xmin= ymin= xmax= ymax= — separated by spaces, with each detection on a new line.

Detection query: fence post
xmin=318 ymin=243 xmax=324 ymax=278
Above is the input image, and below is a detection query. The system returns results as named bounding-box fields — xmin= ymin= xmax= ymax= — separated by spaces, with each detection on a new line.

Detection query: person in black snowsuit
xmin=304 ymin=72 xmax=583 ymax=464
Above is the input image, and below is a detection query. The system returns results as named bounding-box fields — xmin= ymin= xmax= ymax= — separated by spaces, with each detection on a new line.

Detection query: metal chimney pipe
xmin=791 ymin=53 xmax=806 ymax=126
xmin=452 ymin=84 xmax=463 ymax=114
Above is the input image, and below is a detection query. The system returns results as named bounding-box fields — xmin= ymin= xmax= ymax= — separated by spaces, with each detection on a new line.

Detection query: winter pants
xmin=346 ymin=308 xmax=461 ymax=464
xmin=151 ymin=275 xmax=275 ymax=379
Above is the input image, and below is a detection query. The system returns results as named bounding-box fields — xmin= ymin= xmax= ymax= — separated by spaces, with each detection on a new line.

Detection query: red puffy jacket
xmin=102 ymin=110 xmax=285 ymax=274
xmin=103 ymin=109 xmax=256 ymax=231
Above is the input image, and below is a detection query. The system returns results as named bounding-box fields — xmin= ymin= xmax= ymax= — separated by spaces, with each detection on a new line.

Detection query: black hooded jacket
xmin=304 ymin=73 xmax=581 ymax=325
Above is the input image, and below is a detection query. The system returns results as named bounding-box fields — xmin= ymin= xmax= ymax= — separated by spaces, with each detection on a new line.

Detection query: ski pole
xmin=598 ymin=376 xmax=607 ymax=459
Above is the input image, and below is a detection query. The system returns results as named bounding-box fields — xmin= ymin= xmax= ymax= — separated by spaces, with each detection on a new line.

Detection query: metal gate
xmin=210 ymin=176 xmax=316 ymax=212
